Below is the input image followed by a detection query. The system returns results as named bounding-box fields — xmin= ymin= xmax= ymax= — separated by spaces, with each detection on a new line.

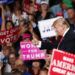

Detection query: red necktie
xmin=57 ymin=36 xmax=63 ymax=49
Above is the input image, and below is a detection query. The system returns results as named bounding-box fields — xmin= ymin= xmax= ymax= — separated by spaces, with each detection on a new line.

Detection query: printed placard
xmin=0 ymin=27 xmax=19 ymax=44
xmin=38 ymin=19 xmax=57 ymax=39
xmin=20 ymin=42 xmax=46 ymax=60
xmin=48 ymin=49 xmax=75 ymax=75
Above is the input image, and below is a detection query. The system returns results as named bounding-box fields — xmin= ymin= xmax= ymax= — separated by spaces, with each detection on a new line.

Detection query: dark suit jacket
xmin=58 ymin=27 xmax=75 ymax=54
xmin=40 ymin=37 xmax=59 ymax=54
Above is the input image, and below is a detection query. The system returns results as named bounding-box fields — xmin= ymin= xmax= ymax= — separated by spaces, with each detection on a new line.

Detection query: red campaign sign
xmin=48 ymin=49 xmax=75 ymax=75
xmin=0 ymin=27 xmax=19 ymax=44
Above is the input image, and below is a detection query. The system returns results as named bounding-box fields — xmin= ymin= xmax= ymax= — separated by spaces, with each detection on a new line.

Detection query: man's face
xmin=54 ymin=22 xmax=65 ymax=36
xmin=61 ymin=3 xmax=67 ymax=10
xmin=3 ymin=49 xmax=10 ymax=57
xmin=9 ymin=54 xmax=16 ymax=65
xmin=67 ymin=9 xmax=75 ymax=19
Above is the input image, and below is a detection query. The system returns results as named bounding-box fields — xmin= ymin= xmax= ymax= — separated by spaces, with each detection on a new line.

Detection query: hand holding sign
xmin=32 ymin=39 xmax=41 ymax=48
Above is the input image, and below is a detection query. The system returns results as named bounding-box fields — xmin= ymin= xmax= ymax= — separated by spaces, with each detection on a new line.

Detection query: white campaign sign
xmin=38 ymin=19 xmax=57 ymax=38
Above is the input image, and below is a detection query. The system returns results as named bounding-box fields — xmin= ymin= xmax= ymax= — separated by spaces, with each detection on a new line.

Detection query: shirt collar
xmin=63 ymin=28 xmax=70 ymax=37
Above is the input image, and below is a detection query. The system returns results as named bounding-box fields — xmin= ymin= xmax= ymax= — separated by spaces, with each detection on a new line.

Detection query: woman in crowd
xmin=1 ymin=5 xmax=14 ymax=31
xmin=28 ymin=60 xmax=45 ymax=75
xmin=35 ymin=0 xmax=54 ymax=23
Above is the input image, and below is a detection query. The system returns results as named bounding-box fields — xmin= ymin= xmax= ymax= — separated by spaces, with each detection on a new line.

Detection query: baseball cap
xmin=62 ymin=0 xmax=73 ymax=8
xmin=41 ymin=0 xmax=48 ymax=5
xmin=22 ymin=33 xmax=31 ymax=39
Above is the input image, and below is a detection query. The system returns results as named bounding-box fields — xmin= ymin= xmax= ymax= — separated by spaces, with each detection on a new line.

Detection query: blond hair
xmin=53 ymin=18 xmax=70 ymax=28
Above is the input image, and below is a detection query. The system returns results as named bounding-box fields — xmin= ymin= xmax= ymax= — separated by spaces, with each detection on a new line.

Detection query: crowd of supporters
xmin=0 ymin=0 xmax=75 ymax=75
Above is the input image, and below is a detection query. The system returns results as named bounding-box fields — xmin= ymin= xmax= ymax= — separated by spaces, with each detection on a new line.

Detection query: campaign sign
xmin=0 ymin=27 xmax=19 ymax=44
xmin=20 ymin=42 xmax=46 ymax=60
xmin=48 ymin=49 xmax=75 ymax=75
xmin=38 ymin=19 xmax=57 ymax=39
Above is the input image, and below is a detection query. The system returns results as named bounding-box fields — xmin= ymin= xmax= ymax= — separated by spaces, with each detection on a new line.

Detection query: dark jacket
xmin=41 ymin=27 xmax=75 ymax=54
xmin=40 ymin=36 xmax=60 ymax=50
xmin=58 ymin=27 xmax=75 ymax=54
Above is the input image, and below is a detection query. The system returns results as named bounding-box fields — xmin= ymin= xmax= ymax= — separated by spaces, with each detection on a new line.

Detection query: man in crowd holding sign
xmin=52 ymin=17 xmax=75 ymax=54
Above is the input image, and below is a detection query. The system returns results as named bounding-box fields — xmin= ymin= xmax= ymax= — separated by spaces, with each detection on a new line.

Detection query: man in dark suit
xmin=53 ymin=17 xmax=75 ymax=54
xmin=32 ymin=17 xmax=75 ymax=54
